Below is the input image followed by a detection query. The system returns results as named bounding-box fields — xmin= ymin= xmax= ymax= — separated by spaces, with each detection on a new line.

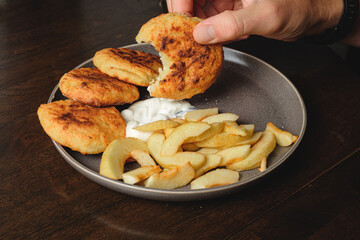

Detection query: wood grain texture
xmin=229 ymin=150 xmax=360 ymax=240
xmin=1 ymin=0 xmax=359 ymax=239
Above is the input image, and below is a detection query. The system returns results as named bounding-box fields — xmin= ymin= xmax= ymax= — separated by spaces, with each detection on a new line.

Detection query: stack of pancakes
xmin=37 ymin=13 xmax=223 ymax=155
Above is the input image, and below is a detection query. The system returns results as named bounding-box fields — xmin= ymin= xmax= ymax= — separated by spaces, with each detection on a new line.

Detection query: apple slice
xmin=161 ymin=122 xmax=210 ymax=156
xmin=148 ymin=133 xmax=205 ymax=169
xmin=227 ymin=131 xmax=276 ymax=171
xmin=163 ymin=127 xmax=175 ymax=138
xmin=197 ymin=148 xmax=219 ymax=155
xmin=195 ymin=154 xmax=222 ymax=178
xmin=265 ymin=122 xmax=298 ymax=147
xmin=133 ymin=119 xmax=180 ymax=131
xmin=258 ymin=157 xmax=267 ymax=172
xmin=184 ymin=108 xmax=218 ymax=121
xmin=185 ymin=122 xmax=224 ymax=143
xmin=195 ymin=132 xmax=252 ymax=148
xmin=123 ymin=165 xmax=161 ymax=185
xmin=217 ymin=132 xmax=262 ymax=149
xmin=144 ymin=162 xmax=195 ymax=190
xmin=130 ymin=149 xmax=156 ymax=166
xmin=181 ymin=143 xmax=201 ymax=151
xmin=217 ymin=145 xmax=251 ymax=166
xmin=191 ymin=169 xmax=239 ymax=189
xmin=223 ymin=121 xmax=248 ymax=136
xmin=233 ymin=132 xmax=262 ymax=146
xmin=202 ymin=113 xmax=239 ymax=124
xmin=240 ymin=124 xmax=255 ymax=136
xmin=100 ymin=138 xmax=148 ymax=180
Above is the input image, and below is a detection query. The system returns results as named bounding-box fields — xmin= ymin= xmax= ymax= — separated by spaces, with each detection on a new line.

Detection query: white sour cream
xmin=121 ymin=98 xmax=194 ymax=141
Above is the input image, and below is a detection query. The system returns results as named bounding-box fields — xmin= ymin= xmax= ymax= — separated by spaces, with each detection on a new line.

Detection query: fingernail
xmin=194 ymin=24 xmax=216 ymax=43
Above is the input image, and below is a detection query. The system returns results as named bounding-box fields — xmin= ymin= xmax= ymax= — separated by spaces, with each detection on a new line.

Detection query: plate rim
xmin=48 ymin=43 xmax=307 ymax=201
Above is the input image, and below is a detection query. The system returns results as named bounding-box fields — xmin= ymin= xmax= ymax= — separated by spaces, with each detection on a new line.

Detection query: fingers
xmin=193 ymin=10 xmax=248 ymax=44
xmin=168 ymin=0 xmax=313 ymax=44
xmin=193 ymin=3 xmax=272 ymax=44
xmin=194 ymin=3 xmax=207 ymax=19
xmin=202 ymin=1 xmax=219 ymax=18
xmin=167 ymin=0 xmax=194 ymax=15
xmin=166 ymin=0 xmax=172 ymax=12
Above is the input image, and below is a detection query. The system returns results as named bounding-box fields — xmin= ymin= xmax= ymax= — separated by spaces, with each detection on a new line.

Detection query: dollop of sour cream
xmin=121 ymin=98 xmax=194 ymax=141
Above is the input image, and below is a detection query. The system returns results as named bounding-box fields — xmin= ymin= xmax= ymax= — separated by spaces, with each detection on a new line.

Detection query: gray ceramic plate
xmin=49 ymin=43 xmax=306 ymax=201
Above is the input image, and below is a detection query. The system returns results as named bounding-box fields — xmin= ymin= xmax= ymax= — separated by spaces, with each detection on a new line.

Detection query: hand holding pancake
xmin=167 ymin=0 xmax=360 ymax=47
xmin=136 ymin=13 xmax=224 ymax=100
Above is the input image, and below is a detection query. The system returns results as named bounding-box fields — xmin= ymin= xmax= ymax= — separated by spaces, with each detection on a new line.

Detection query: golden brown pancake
xmin=59 ymin=68 xmax=139 ymax=107
xmin=37 ymin=99 xmax=126 ymax=154
xmin=136 ymin=13 xmax=224 ymax=100
xmin=93 ymin=48 xmax=162 ymax=87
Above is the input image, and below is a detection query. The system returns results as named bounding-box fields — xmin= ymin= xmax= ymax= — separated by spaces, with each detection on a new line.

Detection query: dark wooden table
xmin=1 ymin=0 xmax=359 ymax=239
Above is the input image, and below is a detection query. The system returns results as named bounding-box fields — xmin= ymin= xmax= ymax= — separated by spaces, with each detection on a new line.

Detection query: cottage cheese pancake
xmin=59 ymin=68 xmax=139 ymax=107
xmin=93 ymin=48 xmax=162 ymax=87
xmin=37 ymin=99 xmax=126 ymax=154
xmin=136 ymin=13 xmax=224 ymax=100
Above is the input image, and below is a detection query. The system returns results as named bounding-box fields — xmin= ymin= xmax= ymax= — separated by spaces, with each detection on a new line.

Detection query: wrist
xmin=305 ymin=0 xmax=359 ymax=44
xmin=308 ymin=0 xmax=343 ymax=36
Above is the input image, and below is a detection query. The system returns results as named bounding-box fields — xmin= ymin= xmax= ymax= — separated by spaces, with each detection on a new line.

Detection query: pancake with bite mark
xmin=136 ymin=13 xmax=224 ymax=100
xmin=93 ymin=48 xmax=162 ymax=87
xmin=37 ymin=99 xmax=126 ymax=154
xmin=59 ymin=68 xmax=139 ymax=107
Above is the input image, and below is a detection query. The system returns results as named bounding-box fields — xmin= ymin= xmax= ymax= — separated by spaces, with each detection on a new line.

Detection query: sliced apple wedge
xmin=170 ymin=118 xmax=186 ymax=124
xmin=185 ymin=122 xmax=224 ymax=143
xmin=100 ymin=138 xmax=148 ymax=180
xmin=163 ymin=127 xmax=175 ymax=138
xmin=144 ymin=162 xmax=195 ymax=190
xmin=233 ymin=132 xmax=262 ymax=146
xmin=195 ymin=132 xmax=251 ymax=148
xmin=223 ymin=121 xmax=248 ymax=136
xmin=197 ymin=147 xmax=219 ymax=155
xmin=240 ymin=124 xmax=255 ymax=136
xmin=191 ymin=169 xmax=239 ymax=189
xmin=148 ymin=133 xmax=205 ymax=169
xmin=181 ymin=143 xmax=201 ymax=151
xmin=161 ymin=122 xmax=210 ymax=156
xmin=202 ymin=113 xmax=239 ymax=124
xmin=265 ymin=122 xmax=298 ymax=147
xmin=218 ymin=132 xmax=262 ymax=149
xmin=184 ymin=108 xmax=218 ymax=121
xmin=195 ymin=154 xmax=222 ymax=178
xmin=123 ymin=165 xmax=161 ymax=185
xmin=227 ymin=131 xmax=276 ymax=171
xmin=258 ymin=157 xmax=267 ymax=172
xmin=130 ymin=149 xmax=156 ymax=166
xmin=217 ymin=145 xmax=251 ymax=166
xmin=133 ymin=119 xmax=180 ymax=132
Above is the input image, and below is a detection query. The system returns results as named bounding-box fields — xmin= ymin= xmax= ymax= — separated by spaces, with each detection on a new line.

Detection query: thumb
xmin=193 ymin=6 xmax=262 ymax=44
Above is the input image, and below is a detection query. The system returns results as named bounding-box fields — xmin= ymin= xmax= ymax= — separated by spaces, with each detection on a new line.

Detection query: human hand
xmin=166 ymin=0 xmax=344 ymax=44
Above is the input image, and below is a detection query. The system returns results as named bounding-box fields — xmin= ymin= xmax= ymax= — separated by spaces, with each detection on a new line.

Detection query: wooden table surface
xmin=1 ymin=0 xmax=359 ymax=239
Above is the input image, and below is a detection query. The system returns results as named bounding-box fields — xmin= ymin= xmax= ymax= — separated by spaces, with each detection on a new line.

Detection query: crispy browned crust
xmin=136 ymin=13 xmax=224 ymax=100
xmin=37 ymin=99 xmax=126 ymax=154
xmin=93 ymin=48 xmax=162 ymax=86
xmin=59 ymin=68 xmax=139 ymax=107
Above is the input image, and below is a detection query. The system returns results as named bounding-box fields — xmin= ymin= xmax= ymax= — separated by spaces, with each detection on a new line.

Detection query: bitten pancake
xmin=136 ymin=13 xmax=224 ymax=100
xmin=59 ymin=68 xmax=139 ymax=107
xmin=38 ymin=99 xmax=126 ymax=154
xmin=93 ymin=48 xmax=162 ymax=87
